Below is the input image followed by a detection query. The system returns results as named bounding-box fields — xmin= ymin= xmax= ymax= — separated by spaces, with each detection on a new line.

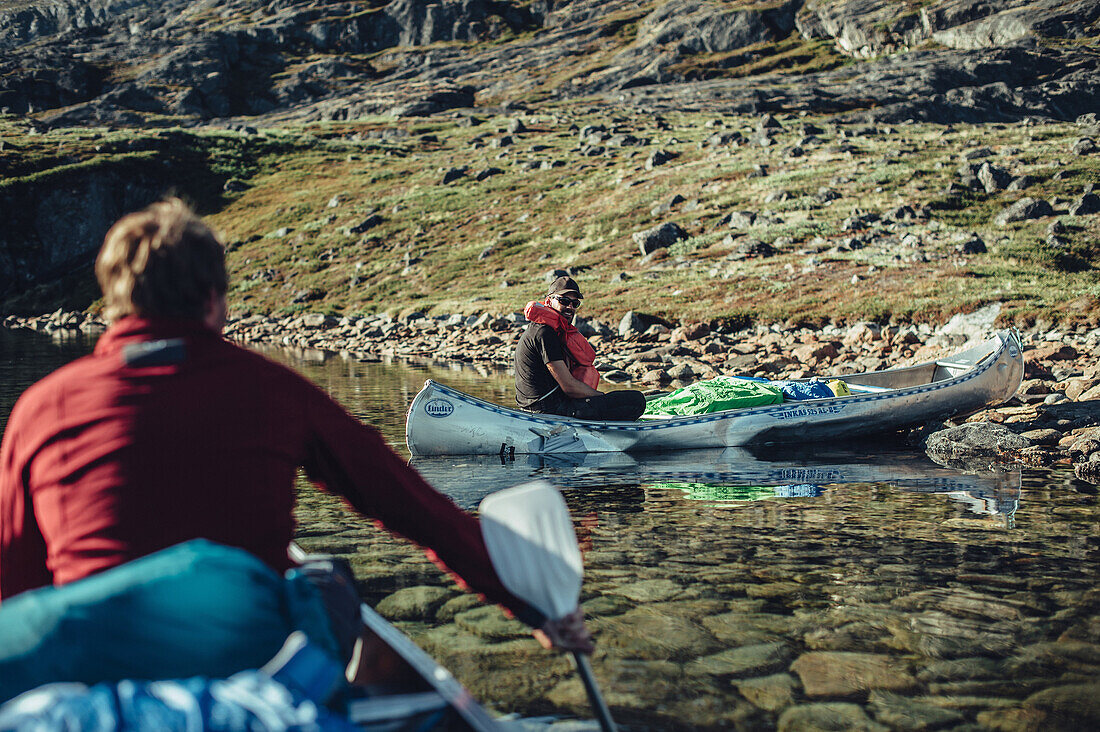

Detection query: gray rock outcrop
xmin=633 ymin=222 xmax=689 ymax=255
xmin=925 ymin=423 xmax=1033 ymax=459
xmin=2 ymin=0 xmax=1097 ymax=127
xmin=0 ymin=146 xmax=188 ymax=305
xmin=995 ymin=197 xmax=1055 ymax=225
xmin=797 ymin=0 xmax=1100 ymax=57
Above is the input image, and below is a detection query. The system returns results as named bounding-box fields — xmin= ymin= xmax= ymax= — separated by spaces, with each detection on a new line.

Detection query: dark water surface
xmin=4 ymin=328 xmax=1098 ymax=730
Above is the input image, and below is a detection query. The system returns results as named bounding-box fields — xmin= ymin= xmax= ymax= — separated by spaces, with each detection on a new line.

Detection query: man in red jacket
xmin=515 ymin=275 xmax=645 ymax=420
xmin=0 ymin=199 xmax=590 ymax=678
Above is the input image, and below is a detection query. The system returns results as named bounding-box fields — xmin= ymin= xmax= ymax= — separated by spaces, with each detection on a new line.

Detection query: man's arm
xmin=546 ymin=360 xmax=600 ymax=398
xmin=298 ymin=380 xmax=543 ymax=620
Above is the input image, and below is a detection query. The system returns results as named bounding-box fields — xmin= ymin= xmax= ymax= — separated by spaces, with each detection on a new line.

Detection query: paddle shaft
xmin=289 ymin=544 xmax=499 ymax=732
xmin=478 ymin=483 xmax=617 ymax=731
xmin=575 ymin=652 xmax=616 ymax=732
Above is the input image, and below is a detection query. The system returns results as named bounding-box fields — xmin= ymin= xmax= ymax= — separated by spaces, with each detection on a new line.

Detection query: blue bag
xmin=0 ymin=633 xmax=357 ymax=731
xmin=776 ymin=380 xmax=835 ymax=400
xmin=0 ymin=540 xmax=341 ymax=703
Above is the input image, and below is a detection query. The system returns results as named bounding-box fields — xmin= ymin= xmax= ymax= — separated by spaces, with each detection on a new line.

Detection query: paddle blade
xmin=480 ymin=481 xmax=583 ymax=621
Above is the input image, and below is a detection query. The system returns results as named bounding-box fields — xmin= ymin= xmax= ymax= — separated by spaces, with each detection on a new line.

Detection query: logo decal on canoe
xmin=769 ymin=404 xmax=845 ymax=420
xmin=424 ymin=399 xmax=454 ymax=418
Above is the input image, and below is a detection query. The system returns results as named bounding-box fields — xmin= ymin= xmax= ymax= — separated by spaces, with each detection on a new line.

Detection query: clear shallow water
xmin=4 ymin=329 xmax=1099 ymax=730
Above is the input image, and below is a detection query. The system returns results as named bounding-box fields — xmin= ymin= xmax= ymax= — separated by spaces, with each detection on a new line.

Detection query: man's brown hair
xmin=95 ymin=198 xmax=227 ymax=322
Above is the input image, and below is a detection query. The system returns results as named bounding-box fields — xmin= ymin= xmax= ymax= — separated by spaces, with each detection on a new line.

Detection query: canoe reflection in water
xmin=411 ymin=443 xmax=1021 ymax=524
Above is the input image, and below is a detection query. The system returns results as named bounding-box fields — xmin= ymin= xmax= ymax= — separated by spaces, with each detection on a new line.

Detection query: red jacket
xmin=0 ymin=317 xmax=540 ymax=624
xmin=523 ymin=301 xmax=600 ymax=389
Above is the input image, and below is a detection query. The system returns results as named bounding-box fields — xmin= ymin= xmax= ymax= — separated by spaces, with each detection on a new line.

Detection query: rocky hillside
xmin=2 ymin=0 xmax=1099 ymax=325
xmin=3 ymin=0 xmax=1098 ymax=127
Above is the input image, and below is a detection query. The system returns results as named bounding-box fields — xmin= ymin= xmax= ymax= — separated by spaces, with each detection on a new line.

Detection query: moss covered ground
xmin=3 ymin=106 xmax=1098 ymax=330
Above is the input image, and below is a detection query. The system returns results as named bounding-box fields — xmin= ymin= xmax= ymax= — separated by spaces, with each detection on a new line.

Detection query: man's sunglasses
xmin=552 ymin=295 xmax=582 ymax=308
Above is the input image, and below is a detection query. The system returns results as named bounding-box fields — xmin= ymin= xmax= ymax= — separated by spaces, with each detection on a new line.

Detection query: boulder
xmin=726 ymin=211 xmax=758 ymax=229
xmin=619 ymin=311 xmax=671 ymax=338
xmin=347 ymin=214 xmax=384 ymax=234
xmin=977 ymin=162 xmax=1012 ymax=192
xmin=1073 ymin=137 xmax=1097 ymax=155
xmin=441 ymin=167 xmax=467 ymax=184
xmin=925 ymin=422 xmax=1033 ymax=459
xmin=937 ymin=302 xmax=1001 ymax=344
xmin=632 ymin=222 xmax=689 ymax=255
xmin=646 ymin=149 xmax=675 ymax=169
xmin=673 ymin=321 xmax=711 ymax=341
xmin=300 ymin=313 xmax=336 ymax=329
xmin=1007 ymin=174 xmax=1035 ymax=191
xmin=1070 ymin=193 xmax=1100 ymax=216
xmin=732 ymin=237 xmax=777 ymax=258
xmin=474 ymin=167 xmax=504 ymax=181
xmin=757 ymin=113 xmax=784 ymax=130
xmin=994 ymin=197 xmax=1055 ymax=225
xmin=957 ymin=233 xmax=987 ymax=254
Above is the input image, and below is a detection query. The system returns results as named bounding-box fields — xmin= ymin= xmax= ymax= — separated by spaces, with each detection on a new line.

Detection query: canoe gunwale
xmin=405 ymin=330 xmax=1023 ymax=455
xmin=419 ymin=332 xmax=1014 ymax=431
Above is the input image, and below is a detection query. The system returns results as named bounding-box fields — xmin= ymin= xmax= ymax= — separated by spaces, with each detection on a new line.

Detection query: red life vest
xmin=524 ymin=300 xmax=600 ymax=389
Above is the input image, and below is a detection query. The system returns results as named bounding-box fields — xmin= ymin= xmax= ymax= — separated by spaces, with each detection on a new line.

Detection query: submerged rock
xmin=777 ymin=702 xmax=888 ymax=732
xmin=686 ymin=641 xmax=793 ymax=678
xmin=867 ymin=689 xmax=965 ymax=730
xmin=374 ymin=585 xmax=454 ymax=620
xmin=453 ymin=605 xmax=530 ymax=641
xmin=790 ymin=651 xmax=919 ymax=698
xmin=1022 ymin=681 xmax=1100 ymax=727
xmin=598 ymin=608 xmax=720 ymax=661
xmin=735 ymin=673 xmax=797 ymax=712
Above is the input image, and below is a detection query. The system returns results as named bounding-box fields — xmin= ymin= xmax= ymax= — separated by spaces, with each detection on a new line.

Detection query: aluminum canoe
xmin=405 ymin=330 xmax=1024 ymax=457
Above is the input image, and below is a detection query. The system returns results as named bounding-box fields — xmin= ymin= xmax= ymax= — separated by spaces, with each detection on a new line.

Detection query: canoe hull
xmin=406 ymin=331 xmax=1024 ymax=456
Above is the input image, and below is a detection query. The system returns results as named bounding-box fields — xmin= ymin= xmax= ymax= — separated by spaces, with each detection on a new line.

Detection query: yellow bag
xmin=827 ymin=380 xmax=851 ymax=397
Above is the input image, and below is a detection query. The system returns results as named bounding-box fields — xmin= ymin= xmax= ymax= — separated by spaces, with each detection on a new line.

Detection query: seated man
xmin=0 ymin=199 xmax=590 ymax=697
xmin=514 ymin=275 xmax=646 ymax=421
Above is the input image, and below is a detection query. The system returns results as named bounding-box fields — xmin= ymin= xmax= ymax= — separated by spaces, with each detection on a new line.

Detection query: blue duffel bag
xmin=0 ymin=632 xmax=357 ymax=731
xmin=0 ymin=540 xmax=341 ymax=703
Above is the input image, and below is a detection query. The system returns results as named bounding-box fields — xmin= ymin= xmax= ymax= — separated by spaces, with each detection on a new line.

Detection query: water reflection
xmin=412 ymin=444 xmax=1022 ymax=526
xmin=4 ymin=328 xmax=1097 ymax=730
xmin=0 ymin=328 xmax=102 ymax=432
xmin=251 ymin=344 xmax=516 ymax=452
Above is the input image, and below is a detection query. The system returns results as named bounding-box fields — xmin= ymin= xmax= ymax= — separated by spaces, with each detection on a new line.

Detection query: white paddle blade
xmin=480 ymin=481 xmax=583 ymax=621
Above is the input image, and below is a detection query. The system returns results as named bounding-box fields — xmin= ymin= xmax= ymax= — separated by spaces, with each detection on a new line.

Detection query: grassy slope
xmin=198 ymin=109 xmax=1100 ymax=330
xmin=3 ymin=107 xmax=1098 ymax=330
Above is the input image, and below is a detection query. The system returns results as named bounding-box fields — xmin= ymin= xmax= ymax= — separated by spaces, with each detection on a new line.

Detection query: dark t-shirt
xmin=514 ymin=323 xmax=568 ymax=408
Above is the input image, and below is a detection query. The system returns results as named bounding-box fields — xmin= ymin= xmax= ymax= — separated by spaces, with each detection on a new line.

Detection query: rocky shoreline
xmin=9 ymin=305 xmax=1100 ymax=481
